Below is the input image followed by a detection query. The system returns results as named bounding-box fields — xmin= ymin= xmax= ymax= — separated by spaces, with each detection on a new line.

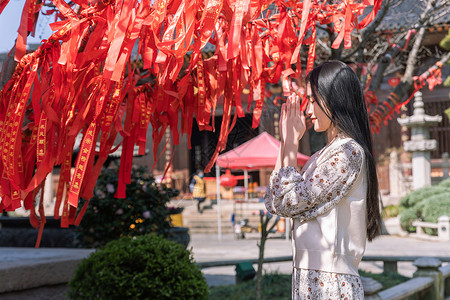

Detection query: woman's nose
xmin=306 ymin=102 xmax=313 ymax=115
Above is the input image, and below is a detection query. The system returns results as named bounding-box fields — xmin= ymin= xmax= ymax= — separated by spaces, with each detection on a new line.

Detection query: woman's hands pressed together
xmin=280 ymin=92 xmax=306 ymax=144
xmin=275 ymin=92 xmax=307 ymax=170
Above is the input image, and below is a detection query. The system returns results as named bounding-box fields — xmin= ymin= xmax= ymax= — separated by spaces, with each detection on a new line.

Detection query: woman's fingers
xmin=290 ymin=93 xmax=298 ymax=118
xmin=292 ymin=94 xmax=297 ymax=114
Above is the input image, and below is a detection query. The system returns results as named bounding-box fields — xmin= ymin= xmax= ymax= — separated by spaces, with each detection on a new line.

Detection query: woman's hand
xmin=282 ymin=93 xmax=306 ymax=143
xmin=279 ymin=101 xmax=287 ymax=144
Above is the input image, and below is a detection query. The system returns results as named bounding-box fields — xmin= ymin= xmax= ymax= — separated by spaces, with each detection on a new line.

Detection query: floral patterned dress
xmin=265 ymin=135 xmax=365 ymax=300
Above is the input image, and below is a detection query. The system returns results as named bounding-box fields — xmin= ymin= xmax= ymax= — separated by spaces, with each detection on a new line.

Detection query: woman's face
xmin=306 ymin=84 xmax=332 ymax=132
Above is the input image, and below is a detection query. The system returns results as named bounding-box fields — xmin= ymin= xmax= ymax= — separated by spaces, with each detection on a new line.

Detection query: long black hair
xmin=306 ymin=60 xmax=381 ymax=241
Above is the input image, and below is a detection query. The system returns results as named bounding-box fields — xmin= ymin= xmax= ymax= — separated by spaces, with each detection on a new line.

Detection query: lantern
xmin=220 ymin=169 xmax=238 ymax=187
xmin=388 ymin=77 xmax=401 ymax=87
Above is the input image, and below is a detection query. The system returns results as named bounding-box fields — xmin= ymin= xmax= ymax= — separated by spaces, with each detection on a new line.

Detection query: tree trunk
xmin=255 ymin=212 xmax=266 ymax=300
xmin=256 ymin=212 xmax=280 ymax=299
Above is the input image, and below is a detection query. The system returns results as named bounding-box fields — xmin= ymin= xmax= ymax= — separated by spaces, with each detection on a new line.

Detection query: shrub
xmin=382 ymin=205 xmax=399 ymax=220
xmin=438 ymin=177 xmax=450 ymax=189
xmin=68 ymin=234 xmax=208 ymax=299
xmin=399 ymin=182 xmax=450 ymax=233
xmin=76 ymin=166 xmax=177 ymax=248
xmin=399 ymin=186 xmax=450 ymax=209
xmin=421 ymin=192 xmax=450 ymax=235
xmin=399 ymin=207 xmax=421 ymax=232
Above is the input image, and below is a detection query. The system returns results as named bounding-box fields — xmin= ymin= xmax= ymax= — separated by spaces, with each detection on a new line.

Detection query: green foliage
xmin=358 ymin=270 xmax=410 ymax=290
xmin=382 ymin=205 xmax=399 ymax=220
xmin=399 ymin=207 xmax=421 ymax=232
xmin=438 ymin=177 xmax=450 ymax=189
xmin=421 ymin=193 xmax=450 ymax=235
xmin=399 ymin=182 xmax=450 ymax=233
xmin=399 ymin=186 xmax=450 ymax=209
xmin=445 ymin=105 xmax=450 ymax=120
xmin=76 ymin=166 xmax=177 ymax=248
xmin=439 ymin=29 xmax=450 ymax=51
xmin=208 ymin=271 xmax=410 ymax=299
xmin=209 ymin=273 xmax=291 ymax=300
xmin=68 ymin=234 xmax=208 ymax=300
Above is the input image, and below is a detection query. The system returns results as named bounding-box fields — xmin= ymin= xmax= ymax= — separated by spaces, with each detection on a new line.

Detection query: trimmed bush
xmin=76 ymin=167 xmax=177 ymax=248
xmin=421 ymin=192 xmax=450 ymax=235
xmin=438 ymin=177 xmax=450 ymax=189
xmin=399 ymin=181 xmax=450 ymax=234
xmin=399 ymin=207 xmax=421 ymax=232
xmin=399 ymin=186 xmax=450 ymax=209
xmin=68 ymin=234 xmax=208 ymax=299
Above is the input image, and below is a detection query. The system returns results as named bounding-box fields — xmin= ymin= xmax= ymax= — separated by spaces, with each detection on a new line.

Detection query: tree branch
xmin=341 ymin=0 xmax=393 ymax=61
xmin=369 ymin=50 xmax=450 ymax=132
xmin=402 ymin=0 xmax=437 ymax=82
xmin=368 ymin=0 xmax=438 ymax=92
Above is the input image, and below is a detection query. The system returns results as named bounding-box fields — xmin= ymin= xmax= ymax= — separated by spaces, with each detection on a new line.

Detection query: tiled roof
xmin=376 ymin=0 xmax=450 ymax=31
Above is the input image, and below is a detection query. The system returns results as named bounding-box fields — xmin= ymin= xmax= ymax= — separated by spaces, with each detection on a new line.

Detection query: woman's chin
xmin=314 ymin=125 xmax=326 ymax=132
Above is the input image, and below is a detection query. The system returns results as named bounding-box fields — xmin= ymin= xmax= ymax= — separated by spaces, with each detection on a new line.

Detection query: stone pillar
xmin=412 ymin=151 xmax=432 ymax=188
xmin=442 ymin=153 xmax=449 ymax=179
xmin=397 ymin=91 xmax=442 ymax=190
xmin=413 ymin=257 xmax=444 ymax=300
xmin=438 ymin=215 xmax=450 ymax=242
xmin=389 ymin=151 xmax=401 ymax=197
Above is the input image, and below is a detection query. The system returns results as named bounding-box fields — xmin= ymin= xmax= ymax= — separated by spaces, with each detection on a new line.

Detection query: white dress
xmin=265 ymin=135 xmax=365 ymax=300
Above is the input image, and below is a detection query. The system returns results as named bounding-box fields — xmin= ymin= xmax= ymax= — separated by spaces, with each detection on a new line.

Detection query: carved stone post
xmin=397 ymin=91 xmax=442 ymax=190
xmin=413 ymin=257 xmax=444 ymax=300
xmin=438 ymin=215 xmax=450 ymax=242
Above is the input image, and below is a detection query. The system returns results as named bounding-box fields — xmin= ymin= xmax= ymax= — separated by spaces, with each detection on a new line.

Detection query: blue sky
xmin=0 ymin=0 xmax=54 ymax=53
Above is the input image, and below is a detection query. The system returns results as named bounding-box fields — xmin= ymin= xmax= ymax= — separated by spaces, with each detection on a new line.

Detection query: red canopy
xmin=216 ymin=132 xmax=309 ymax=170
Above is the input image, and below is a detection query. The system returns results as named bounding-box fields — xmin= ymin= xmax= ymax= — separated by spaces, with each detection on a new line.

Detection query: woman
xmin=264 ymin=61 xmax=381 ymax=299
xmin=191 ymin=171 xmax=206 ymax=213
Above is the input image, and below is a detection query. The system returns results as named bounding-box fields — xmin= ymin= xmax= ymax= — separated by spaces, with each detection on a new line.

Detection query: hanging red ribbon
xmin=0 ymin=0 xmax=383 ymax=233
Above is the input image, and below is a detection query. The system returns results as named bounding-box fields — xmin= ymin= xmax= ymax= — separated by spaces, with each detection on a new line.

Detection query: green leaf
xmin=439 ymin=30 xmax=450 ymax=51
xmin=445 ymin=107 xmax=450 ymax=120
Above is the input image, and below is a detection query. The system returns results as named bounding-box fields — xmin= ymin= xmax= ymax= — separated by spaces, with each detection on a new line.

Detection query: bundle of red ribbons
xmin=368 ymin=60 xmax=445 ymax=133
xmin=0 ymin=0 xmax=381 ymax=237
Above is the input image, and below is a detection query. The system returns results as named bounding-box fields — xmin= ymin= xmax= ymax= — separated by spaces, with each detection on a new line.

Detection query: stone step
xmin=0 ymin=248 xmax=94 ymax=295
xmin=170 ymin=198 xmax=270 ymax=234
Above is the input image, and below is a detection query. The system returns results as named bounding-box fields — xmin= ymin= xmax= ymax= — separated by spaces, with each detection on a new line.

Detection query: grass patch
xmin=208 ymin=273 xmax=291 ymax=300
xmin=359 ymin=270 xmax=410 ymax=289
xmin=208 ymin=270 xmax=411 ymax=299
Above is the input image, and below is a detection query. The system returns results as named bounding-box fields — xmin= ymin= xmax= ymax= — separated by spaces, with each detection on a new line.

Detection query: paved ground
xmin=0 ymin=217 xmax=448 ymax=299
xmin=190 ymin=217 xmax=450 ymax=287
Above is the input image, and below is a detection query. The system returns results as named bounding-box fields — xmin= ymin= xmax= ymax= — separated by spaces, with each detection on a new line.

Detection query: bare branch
xmin=403 ymin=0 xmax=438 ymax=81
xmin=341 ymin=0 xmax=393 ymax=61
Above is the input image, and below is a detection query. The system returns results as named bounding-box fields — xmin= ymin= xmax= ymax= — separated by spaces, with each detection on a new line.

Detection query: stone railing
xmin=197 ymin=255 xmax=450 ymax=300
xmin=411 ymin=216 xmax=450 ymax=242
xmin=374 ymin=257 xmax=450 ymax=300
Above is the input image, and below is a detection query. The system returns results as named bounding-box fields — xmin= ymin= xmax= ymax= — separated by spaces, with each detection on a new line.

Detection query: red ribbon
xmin=0 ymin=0 xmax=382 ymax=235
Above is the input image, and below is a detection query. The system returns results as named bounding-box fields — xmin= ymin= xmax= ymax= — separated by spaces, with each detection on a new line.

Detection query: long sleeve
xmin=264 ymin=139 xmax=364 ymax=223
